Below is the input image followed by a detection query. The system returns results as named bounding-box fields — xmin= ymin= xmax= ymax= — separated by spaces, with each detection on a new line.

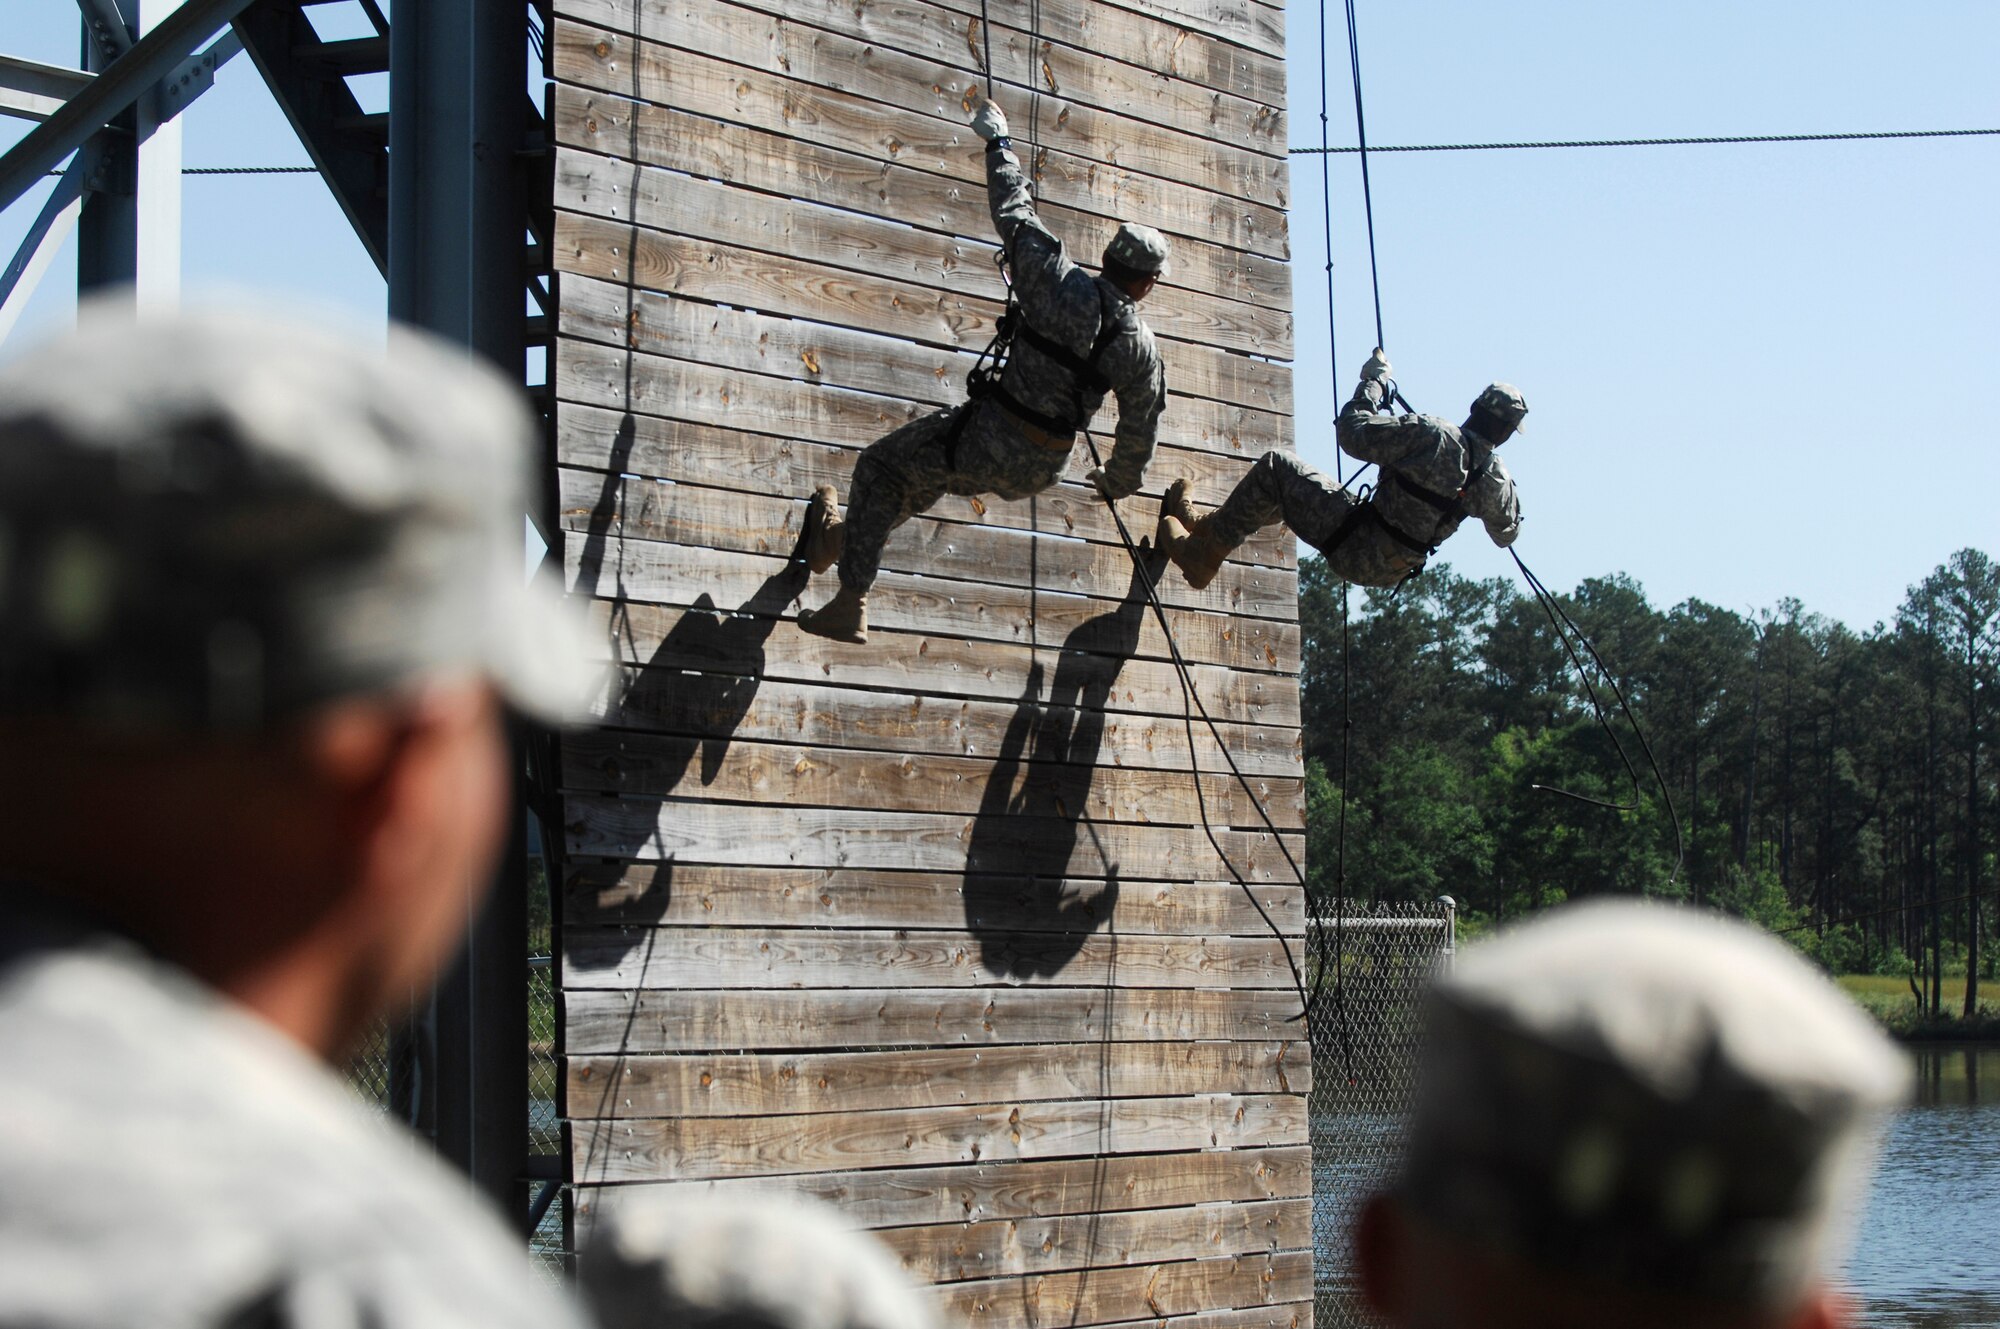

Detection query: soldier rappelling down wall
xmin=791 ymin=99 xmax=1170 ymax=644
xmin=1157 ymin=351 xmax=1527 ymax=590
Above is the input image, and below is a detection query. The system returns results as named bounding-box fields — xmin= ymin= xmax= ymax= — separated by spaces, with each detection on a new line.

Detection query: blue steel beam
xmin=231 ymin=0 xmax=388 ymax=273
xmin=0 ymin=0 xmax=255 ymax=210
xmin=385 ymin=0 xmax=538 ymax=1218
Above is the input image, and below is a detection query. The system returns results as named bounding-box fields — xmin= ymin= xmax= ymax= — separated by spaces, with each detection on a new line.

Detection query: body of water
xmin=1846 ymin=1045 xmax=2000 ymax=1328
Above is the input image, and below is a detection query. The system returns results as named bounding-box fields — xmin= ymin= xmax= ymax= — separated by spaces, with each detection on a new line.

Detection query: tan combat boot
xmin=797 ymin=484 xmax=845 ymax=574
xmin=798 ymin=585 xmax=868 ymax=644
xmin=1155 ymin=479 xmax=1229 ymax=591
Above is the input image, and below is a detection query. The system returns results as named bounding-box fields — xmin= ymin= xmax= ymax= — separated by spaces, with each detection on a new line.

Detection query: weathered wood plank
xmin=562 ymin=924 xmax=1306 ymax=991
xmin=556 ymin=795 xmax=1288 ymax=881
xmin=565 ymin=537 xmax=1303 ymax=677
xmin=560 ymin=734 xmax=1305 ymax=829
xmin=553 ymin=83 xmax=1289 ymax=260
xmin=584 ymin=665 xmax=1301 ymax=782
xmin=571 ymin=1094 xmax=1308 ymax=1183
xmin=549 ymin=16 xmax=1288 ymax=210
xmin=554 ymin=216 xmax=1292 ymax=390
xmin=553 ymin=137 xmax=1292 ymax=324
xmin=556 ymin=0 xmax=1286 ymax=120
xmin=557 ymin=468 xmax=1299 ymax=624
xmin=563 ymin=864 xmax=1306 ymax=935
xmin=554 ymin=401 xmax=1298 ymax=572
xmin=572 ymin=596 xmax=1300 ymax=731
xmin=551 ymin=259 xmax=1290 ymax=462
xmin=562 ymin=986 xmax=1310 ymax=1055
xmin=570 ymin=1146 xmax=1311 ymax=1234
xmin=566 ymin=1042 xmax=1308 ymax=1118
xmin=939 ymin=1252 xmax=1310 ymax=1329
xmin=883 ymin=1198 xmax=1310 ymax=1283
xmin=1085 ymin=1305 xmax=1310 ymax=1329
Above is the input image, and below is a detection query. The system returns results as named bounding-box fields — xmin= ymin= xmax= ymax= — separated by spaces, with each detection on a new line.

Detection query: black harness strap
xmin=988 ymin=382 xmax=1080 ymax=439
xmin=963 ymin=279 xmax=1130 ymax=441
xmin=1316 ymin=488 xmax=1432 ymax=560
xmin=1012 ymin=297 xmax=1123 ymax=397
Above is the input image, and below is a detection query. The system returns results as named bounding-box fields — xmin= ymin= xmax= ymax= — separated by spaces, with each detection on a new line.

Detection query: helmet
xmin=1102 ymin=223 xmax=1170 ymax=277
xmin=1470 ymin=382 xmax=1528 ymax=433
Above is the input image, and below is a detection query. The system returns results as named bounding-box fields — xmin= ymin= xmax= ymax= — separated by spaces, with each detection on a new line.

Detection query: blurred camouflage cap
xmin=581 ymin=1194 xmax=937 ymax=1329
xmin=0 ymin=304 xmax=595 ymax=732
xmin=1469 ymin=381 xmax=1529 ymax=432
xmin=1400 ymin=900 xmax=1908 ymax=1309
xmin=1103 ymin=222 xmax=1170 ymax=277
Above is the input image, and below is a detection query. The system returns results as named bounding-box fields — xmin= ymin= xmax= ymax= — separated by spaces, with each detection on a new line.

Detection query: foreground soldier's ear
xmin=1352 ymin=1193 xmax=1405 ymax=1321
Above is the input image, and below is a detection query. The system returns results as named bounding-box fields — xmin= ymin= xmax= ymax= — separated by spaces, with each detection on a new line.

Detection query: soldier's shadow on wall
xmin=963 ymin=550 xmax=1161 ymax=978
xmin=570 ymin=412 xmax=805 ymax=959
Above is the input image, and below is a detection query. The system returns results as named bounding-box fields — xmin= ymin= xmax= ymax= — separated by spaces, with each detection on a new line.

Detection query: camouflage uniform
xmin=1206 ymin=378 xmax=1521 ymax=587
xmin=834 ymin=141 xmax=1166 ymax=595
xmin=583 ymin=1193 xmax=936 ymax=1329
xmin=1398 ymin=900 xmax=1908 ymax=1310
xmin=0 ymin=900 xmax=590 ymax=1328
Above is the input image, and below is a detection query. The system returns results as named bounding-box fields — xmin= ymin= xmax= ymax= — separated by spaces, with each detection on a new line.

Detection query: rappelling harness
xmin=940 ymin=239 xmax=1135 ymax=468
xmin=1318 ymin=392 xmax=1499 ymax=568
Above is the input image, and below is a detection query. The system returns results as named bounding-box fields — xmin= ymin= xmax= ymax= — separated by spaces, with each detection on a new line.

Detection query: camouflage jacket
xmin=985 ymin=141 xmax=1166 ymax=499
xmin=0 ymin=900 xmax=591 ymax=1329
xmin=1335 ymin=378 xmax=1522 ymax=554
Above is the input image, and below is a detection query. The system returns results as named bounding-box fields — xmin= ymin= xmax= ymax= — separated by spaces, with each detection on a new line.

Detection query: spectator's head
xmin=1102 ymin=222 xmax=1170 ymax=301
xmin=582 ymin=1193 xmax=936 ymax=1329
xmin=1465 ymin=382 xmax=1528 ymax=445
xmin=0 ymin=305 xmax=591 ymax=1058
xmin=1355 ymin=900 xmax=1907 ymax=1329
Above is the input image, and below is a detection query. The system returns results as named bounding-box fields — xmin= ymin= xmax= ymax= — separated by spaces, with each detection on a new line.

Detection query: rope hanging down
xmin=1313 ymin=0 xmax=1341 ymax=487
xmin=1508 ymin=546 xmax=1686 ymax=885
xmin=972 ymin=0 xmax=1318 ymax=1026
xmin=1314 ymin=1 xmax=1685 ymax=896
xmin=1341 ymin=0 xmax=1385 ymax=351
xmin=1080 ymin=430 xmax=1322 ymax=1031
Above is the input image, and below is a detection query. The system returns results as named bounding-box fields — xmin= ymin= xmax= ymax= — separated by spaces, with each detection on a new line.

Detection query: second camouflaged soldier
xmin=793 ymin=98 xmax=1169 ymax=644
xmin=1157 ymin=350 xmax=1525 ymax=590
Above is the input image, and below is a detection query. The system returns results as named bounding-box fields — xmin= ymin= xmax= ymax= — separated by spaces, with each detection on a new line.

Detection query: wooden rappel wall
xmin=548 ymin=0 xmax=1308 ymax=1322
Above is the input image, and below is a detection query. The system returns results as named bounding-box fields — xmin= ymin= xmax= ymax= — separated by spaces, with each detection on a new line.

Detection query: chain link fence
xmin=1309 ymin=899 xmax=1456 ymax=1329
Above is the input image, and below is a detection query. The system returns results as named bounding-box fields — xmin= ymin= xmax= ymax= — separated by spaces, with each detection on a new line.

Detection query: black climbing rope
xmin=1289 ymin=125 xmax=2000 ymax=155
xmin=1342 ymin=0 xmax=1386 ymax=351
xmin=1508 ymin=545 xmax=1686 ymax=886
xmin=972 ymin=0 xmax=1321 ymax=1032
xmin=1080 ymin=431 xmax=1321 ymax=1031
xmin=1313 ymin=0 xmax=1342 ymax=488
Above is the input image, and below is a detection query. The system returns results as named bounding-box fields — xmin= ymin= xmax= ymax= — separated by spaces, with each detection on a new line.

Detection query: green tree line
xmin=1297 ymin=548 xmax=1998 ymax=1018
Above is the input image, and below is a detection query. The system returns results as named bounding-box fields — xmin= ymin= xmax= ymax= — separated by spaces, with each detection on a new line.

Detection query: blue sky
xmin=3 ymin=1 xmax=1994 ymax=628
xmin=1283 ymin=1 xmax=1999 ymax=628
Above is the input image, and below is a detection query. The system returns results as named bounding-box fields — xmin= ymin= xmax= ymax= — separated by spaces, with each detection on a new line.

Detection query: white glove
xmin=970 ymin=99 xmax=1010 ymax=143
xmin=1361 ymin=347 xmax=1393 ymax=382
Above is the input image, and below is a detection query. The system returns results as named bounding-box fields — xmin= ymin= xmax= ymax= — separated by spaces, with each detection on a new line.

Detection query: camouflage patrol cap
xmin=0 ymin=304 xmax=595 ymax=732
xmin=1103 ymin=222 xmax=1171 ymax=277
xmin=1469 ymin=381 xmax=1528 ymax=431
xmin=582 ymin=1194 xmax=937 ymax=1329
xmin=1401 ymin=900 xmax=1907 ymax=1309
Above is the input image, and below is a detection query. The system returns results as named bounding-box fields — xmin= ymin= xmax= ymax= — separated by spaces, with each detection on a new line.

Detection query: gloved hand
xmin=1361 ymin=347 xmax=1393 ymax=382
xmin=1085 ymin=467 xmax=1136 ymax=501
xmin=970 ymin=99 xmax=1010 ymax=143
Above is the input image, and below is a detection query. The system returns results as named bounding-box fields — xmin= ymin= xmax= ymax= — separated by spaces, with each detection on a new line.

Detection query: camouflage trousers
xmin=1208 ymin=450 xmax=1422 ymax=589
xmin=837 ymin=399 xmax=1070 ymax=594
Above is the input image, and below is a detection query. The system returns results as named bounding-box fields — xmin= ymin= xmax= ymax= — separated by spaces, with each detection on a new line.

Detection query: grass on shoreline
xmin=1838 ymin=974 xmax=2000 ymax=1041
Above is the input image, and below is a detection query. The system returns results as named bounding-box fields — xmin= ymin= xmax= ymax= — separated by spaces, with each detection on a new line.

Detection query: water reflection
xmin=1845 ymin=1045 xmax=2000 ymax=1329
